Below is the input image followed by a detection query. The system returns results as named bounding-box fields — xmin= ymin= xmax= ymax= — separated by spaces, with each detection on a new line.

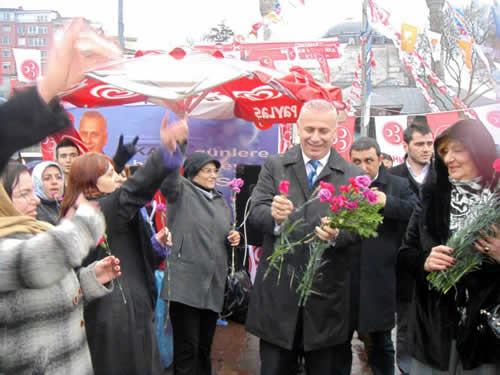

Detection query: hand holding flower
xmin=228 ymin=230 xmax=241 ymax=247
xmin=271 ymin=195 xmax=294 ymax=224
xmin=372 ymin=189 xmax=387 ymax=207
xmin=94 ymin=255 xmax=122 ymax=285
xmin=155 ymin=227 xmax=172 ymax=248
xmin=424 ymin=245 xmax=455 ymax=272
xmin=315 ymin=217 xmax=339 ymax=241
xmin=474 ymin=224 xmax=500 ymax=263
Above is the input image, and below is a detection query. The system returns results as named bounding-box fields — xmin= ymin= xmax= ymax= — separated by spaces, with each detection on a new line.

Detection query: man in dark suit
xmin=245 ymin=99 xmax=362 ymax=374
xmin=341 ymin=137 xmax=417 ymax=375
xmin=389 ymin=120 xmax=433 ymax=375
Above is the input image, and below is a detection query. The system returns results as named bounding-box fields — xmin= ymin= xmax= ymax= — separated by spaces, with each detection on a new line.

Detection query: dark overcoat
xmin=351 ymin=165 xmax=417 ymax=333
xmin=398 ymin=174 xmax=500 ymax=370
xmin=245 ymin=145 xmax=362 ymax=351
xmin=82 ymin=148 xmax=180 ymax=375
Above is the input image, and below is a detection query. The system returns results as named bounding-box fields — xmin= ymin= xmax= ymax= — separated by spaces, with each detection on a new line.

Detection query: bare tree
xmin=418 ymin=1 xmax=494 ymax=109
xmin=202 ymin=21 xmax=235 ymax=43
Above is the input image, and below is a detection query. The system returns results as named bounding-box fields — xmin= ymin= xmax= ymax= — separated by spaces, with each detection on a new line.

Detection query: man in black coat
xmin=342 ymin=137 xmax=417 ymax=375
xmin=388 ymin=121 xmax=433 ymax=375
xmin=246 ymin=99 xmax=362 ymax=374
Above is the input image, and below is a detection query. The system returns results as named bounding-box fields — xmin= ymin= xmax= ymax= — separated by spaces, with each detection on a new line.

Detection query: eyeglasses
xmin=200 ymin=167 xmax=220 ymax=175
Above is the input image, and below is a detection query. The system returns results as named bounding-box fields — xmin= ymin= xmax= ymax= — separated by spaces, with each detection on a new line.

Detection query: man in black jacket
xmin=340 ymin=137 xmax=417 ymax=375
xmin=389 ymin=120 xmax=433 ymax=375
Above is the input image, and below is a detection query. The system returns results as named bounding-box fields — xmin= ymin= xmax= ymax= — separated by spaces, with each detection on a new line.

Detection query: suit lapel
xmin=283 ymin=146 xmax=310 ymax=201
xmin=315 ymin=149 xmax=346 ymax=186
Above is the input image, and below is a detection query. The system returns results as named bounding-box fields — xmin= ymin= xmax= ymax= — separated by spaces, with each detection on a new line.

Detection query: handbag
xmin=480 ymin=304 xmax=500 ymax=340
xmin=221 ymin=268 xmax=252 ymax=323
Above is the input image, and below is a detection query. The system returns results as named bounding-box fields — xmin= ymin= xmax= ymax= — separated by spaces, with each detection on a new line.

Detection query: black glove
xmin=113 ymin=134 xmax=139 ymax=173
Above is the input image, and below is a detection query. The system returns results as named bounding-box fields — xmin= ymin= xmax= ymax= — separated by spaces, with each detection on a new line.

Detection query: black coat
xmin=0 ymin=88 xmax=70 ymax=174
xmin=82 ymin=148 xmax=178 ymax=375
xmin=246 ymin=146 xmax=362 ymax=352
xmin=350 ymin=165 xmax=417 ymax=333
xmin=397 ymin=176 xmax=500 ymax=370
xmin=36 ymin=198 xmax=60 ymax=225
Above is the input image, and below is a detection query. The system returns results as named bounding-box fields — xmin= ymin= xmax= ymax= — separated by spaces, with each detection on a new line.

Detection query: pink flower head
xmin=157 ymin=203 xmax=167 ymax=212
xmin=363 ymin=189 xmax=378 ymax=204
xmin=318 ymin=188 xmax=332 ymax=202
xmin=330 ymin=203 xmax=339 ymax=212
xmin=331 ymin=195 xmax=346 ymax=207
xmin=58 ymin=196 xmax=64 ymax=202
xmin=319 ymin=181 xmax=335 ymax=194
xmin=345 ymin=201 xmax=358 ymax=210
xmin=339 ymin=185 xmax=350 ymax=193
xmin=355 ymin=175 xmax=371 ymax=189
xmin=97 ymin=237 xmax=105 ymax=246
xmin=279 ymin=180 xmax=290 ymax=195
xmin=493 ymin=158 xmax=500 ymax=173
xmin=228 ymin=178 xmax=245 ymax=193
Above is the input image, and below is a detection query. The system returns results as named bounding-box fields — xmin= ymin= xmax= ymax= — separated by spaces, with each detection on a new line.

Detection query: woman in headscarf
xmin=159 ymin=151 xmax=241 ymax=375
xmin=32 ymin=160 xmax=64 ymax=225
xmin=59 ymin=118 xmax=187 ymax=375
xmin=398 ymin=119 xmax=500 ymax=374
xmin=0 ymin=161 xmax=121 ymax=375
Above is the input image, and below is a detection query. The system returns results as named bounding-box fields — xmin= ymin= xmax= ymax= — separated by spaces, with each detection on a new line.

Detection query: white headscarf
xmin=31 ymin=161 xmax=64 ymax=201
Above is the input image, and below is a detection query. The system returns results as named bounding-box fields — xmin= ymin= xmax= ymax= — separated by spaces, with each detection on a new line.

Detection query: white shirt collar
xmin=406 ymin=159 xmax=430 ymax=184
xmin=302 ymin=150 xmax=331 ymax=176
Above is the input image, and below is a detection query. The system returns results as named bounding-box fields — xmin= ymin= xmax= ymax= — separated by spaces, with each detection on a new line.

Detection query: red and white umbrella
xmin=61 ymin=50 xmax=344 ymax=129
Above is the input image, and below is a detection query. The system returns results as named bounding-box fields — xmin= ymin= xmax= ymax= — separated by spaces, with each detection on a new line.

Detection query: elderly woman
xmin=160 ymin=151 xmax=241 ymax=375
xmin=0 ymin=162 xmax=120 ymax=375
xmin=398 ymin=119 xmax=500 ymax=374
xmin=59 ymin=119 xmax=186 ymax=375
xmin=32 ymin=160 xmax=64 ymax=225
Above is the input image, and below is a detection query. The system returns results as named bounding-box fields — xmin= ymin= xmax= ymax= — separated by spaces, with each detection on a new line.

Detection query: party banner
xmin=472 ymin=103 xmax=500 ymax=144
xmin=333 ymin=116 xmax=356 ymax=161
xmin=248 ymin=245 xmax=262 ymax=284
xmin=426 ymin=111 xmax=461 ymax=137
xmin=12 ymin=48 xmax=42 ymax=83
xmin=374 ymin=115 xmax=407 ymax=165
xmin=69 ymin=105 xmax=279 ymax=204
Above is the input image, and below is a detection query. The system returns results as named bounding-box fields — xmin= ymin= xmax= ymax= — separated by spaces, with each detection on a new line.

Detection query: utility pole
xmin=118 ymin=0 xmax=125 ymax=49
xmin=360 ymin=0 xmax=372 ymax=136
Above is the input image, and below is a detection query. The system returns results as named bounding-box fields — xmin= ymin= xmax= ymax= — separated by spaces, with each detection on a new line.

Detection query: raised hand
xmin=94 ymin=255 xmax=122 ymax=285
xmin=160 ymin=112 xmax=189 ymax=153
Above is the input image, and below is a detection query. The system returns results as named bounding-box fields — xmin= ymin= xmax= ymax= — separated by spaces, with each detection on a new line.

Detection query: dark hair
xmin=55 ymin=139 xmax=80 ymax=159
xmin=1 ymin=162 xmax=30 ymax=198
xmin=434 ymin=119 xmax=498 ymax=189
xmin=60 ymin=152 xmax=115 ymax=218
xmin=403 ymin=121 xmax=432 ymax=144
xmin=380 ymin=152 xmax=393 ymax=162
xmin=350 ymin=137 xmax=381 ymax=156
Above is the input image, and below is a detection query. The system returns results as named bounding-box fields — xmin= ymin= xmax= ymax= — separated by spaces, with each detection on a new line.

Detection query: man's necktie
xmin=307 ymin=160 xmax=320 ymax=189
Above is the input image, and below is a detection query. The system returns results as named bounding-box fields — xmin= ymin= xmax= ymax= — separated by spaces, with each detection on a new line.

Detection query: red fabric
xmin=41 ymin=122 xmax=88 ymax=160
xmin=426 ymin=111 xmax=461 ymax=137
xmin=333 ymin=116 xmax=356 ymax=161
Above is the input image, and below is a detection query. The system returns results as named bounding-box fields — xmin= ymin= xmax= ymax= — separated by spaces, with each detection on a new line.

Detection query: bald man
xmin=79 ymin=111 xmax=108 ymax=153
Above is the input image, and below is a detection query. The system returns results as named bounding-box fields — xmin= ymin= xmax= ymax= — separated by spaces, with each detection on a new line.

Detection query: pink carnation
xmin=318 ymin=188 xmax=332 ymax=202
xmin=493 ymin=158 xmax=500 ymax=173
xmin=339 ymin=185 xmax=350 ymax=193
xmin=279 ymin=180 xmax=290 ymax=195
xmin=319 ymin=181 xmax=335 ymax=194
xmin=345 ymin=201 xmax=358 ymax=210
xmin=157 ymin=203 xmax=167 ymax=212
xmin=363 ymin=189 xmax=379 ymax=204
xmin=330 ymin=195 xmax=346 ymax=207
xmin=228 ymin=178 xmax=245 ymax=192
xmin=355 ymin=175 xmax=371 ymax=189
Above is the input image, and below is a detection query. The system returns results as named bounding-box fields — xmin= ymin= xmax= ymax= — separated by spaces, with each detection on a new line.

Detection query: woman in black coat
xmin=60 ymin=120 xmax=187 ymax=375
xmin=398 ymin=119 xmax=500 ymax=374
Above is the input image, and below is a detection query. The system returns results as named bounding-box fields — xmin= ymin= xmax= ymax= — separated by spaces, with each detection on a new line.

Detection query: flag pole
xmin=360 ymin=0 xmax=371 ymax=136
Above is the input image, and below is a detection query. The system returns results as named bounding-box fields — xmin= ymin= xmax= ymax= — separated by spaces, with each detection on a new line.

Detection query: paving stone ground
xmin=165 ymin=321 xmax=402 ymax=375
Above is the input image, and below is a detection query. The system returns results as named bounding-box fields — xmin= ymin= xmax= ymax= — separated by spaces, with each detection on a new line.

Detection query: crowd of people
xmin=0 ymin=17 xmax=499 ymax=375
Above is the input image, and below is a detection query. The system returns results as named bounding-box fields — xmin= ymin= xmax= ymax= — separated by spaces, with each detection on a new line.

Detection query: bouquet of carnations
xmin=296 ymin=176 xmax=383 ymax=306
xmin=427 ymin=159 xmax=500 ymax=294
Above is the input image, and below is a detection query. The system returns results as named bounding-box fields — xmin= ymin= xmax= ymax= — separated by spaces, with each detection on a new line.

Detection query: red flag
xmin=426 ymin=111 xmax=461 ymax=137
xmin=315 ymin=51 xmax=331 ymax=82
xmin=41 ymin=115 xmax=88 ymax=160
xmin=333 ymin=116 xmax=355 ymax=161
xmin=259 ymin=56 xmax=276 ymax=69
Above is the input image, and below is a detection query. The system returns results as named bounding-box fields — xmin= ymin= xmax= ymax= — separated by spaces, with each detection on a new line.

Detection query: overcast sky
xmin=1 ymin=0 xmax=490 ymax=49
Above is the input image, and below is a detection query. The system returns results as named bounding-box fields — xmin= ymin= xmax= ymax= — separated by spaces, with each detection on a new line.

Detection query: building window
xmin=2 ymin=62 xmax=10 ymax=70
xmin=37 ymin=15 xmax=48 ymax=22
xmin=41 ymin=50 xmax=47 ymax=58
xmin=38 ymin=26 xmax=48 ymax=34
xmin=28 ymin=25 xmax=37 ymax=34
xmin=2 ymin=37 xmax=10 ymax=45
xmin=2 ymin=25 xmax=11 ymax=32
xmin=2 ymin=49 xmax=10 ymax=58
xmin=28 ymin=38 xmax=48 ymax=47
xmin=17 ymin=25 xmax=25 ymax=34
xmin=17 ymin=37 xmax=26 ymax=46
xmin=0 ymin=12 xmax=12 ymax=21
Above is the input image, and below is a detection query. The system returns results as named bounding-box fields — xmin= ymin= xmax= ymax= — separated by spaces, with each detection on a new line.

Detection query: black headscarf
xmin=183 ymin=152 xmax=221 ymax=180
